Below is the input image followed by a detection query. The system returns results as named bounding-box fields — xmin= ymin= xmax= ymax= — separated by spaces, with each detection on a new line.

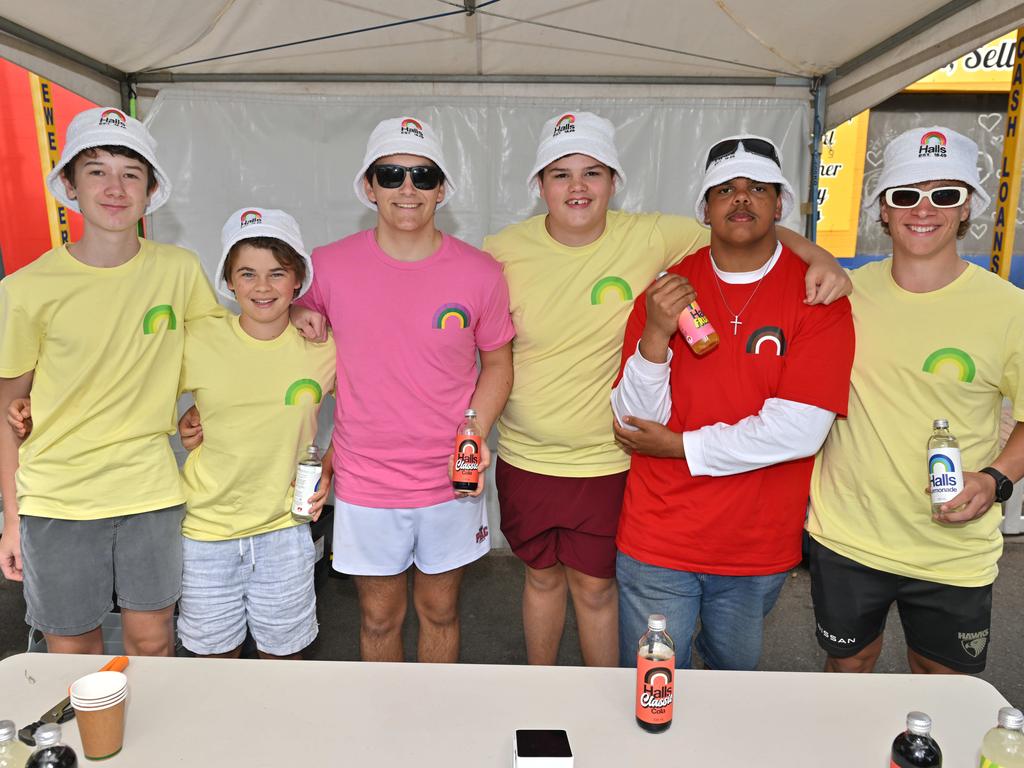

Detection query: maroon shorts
xmin=495 ymin=457 xmax=628 ymax=579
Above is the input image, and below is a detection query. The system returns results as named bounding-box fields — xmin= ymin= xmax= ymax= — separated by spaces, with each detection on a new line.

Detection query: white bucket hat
xmin=215 ymin=207 xmax=313 ymax=301
xmin=527 ymin=111 xmax=626 ymax=195
xmin=352 ymin=116 xmax=456 ymax=210
xmin=45 ymin=107 xmax=172 ymax=215
xmin=863 ymin=126 xmax=990 ymax=218
xmin=694 ymin=134 xmax=796 ymax=224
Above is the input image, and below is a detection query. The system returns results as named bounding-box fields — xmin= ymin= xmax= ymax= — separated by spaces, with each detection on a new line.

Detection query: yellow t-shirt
xmin=808 ymin=259 xmax=1024 ymax=587
xmin=180 ymin=315 xmax=336 ymax=541
xmin=483 ymin=211 xmax=708 ymax=476
xmin=0 ymin=240 xmax=223 ymax=520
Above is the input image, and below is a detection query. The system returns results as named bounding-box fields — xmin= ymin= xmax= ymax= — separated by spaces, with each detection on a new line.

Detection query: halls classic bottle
xmin=891 ymin=712 xmax=942 ymax=767
xmin=635 ymin=613 xmax=675 ymax=733
xmin=928 ymin=419 xmax=964 ymax=514
xmin=452 ymin=409 xmax=482 ymax=493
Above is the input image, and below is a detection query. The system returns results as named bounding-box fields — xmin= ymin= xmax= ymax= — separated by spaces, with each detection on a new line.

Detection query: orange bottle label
xmin=452 ymin=433 xmax=481 ymax=486
xmin=635 ymin=653 xmax=674 ymax=725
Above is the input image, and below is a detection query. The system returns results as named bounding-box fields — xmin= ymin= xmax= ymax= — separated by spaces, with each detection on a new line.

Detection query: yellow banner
xmin=815 ymin=111 xmax=870 ymax=258
xmin=907 ymin=32 xmax=1016 ymax=92
xmin=989 ymin=29 xmax=1024 ymax=279
xmin=28 ymin=74 xmax=69 ymax=248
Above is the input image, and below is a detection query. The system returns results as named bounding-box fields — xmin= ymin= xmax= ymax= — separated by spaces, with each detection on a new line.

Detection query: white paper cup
xmin=70 ymin=671 xmax=127 ymax=707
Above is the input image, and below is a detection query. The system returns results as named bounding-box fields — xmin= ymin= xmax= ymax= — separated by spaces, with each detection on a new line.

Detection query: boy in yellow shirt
xmin=0 ymin=107 xmax=222 ymax=655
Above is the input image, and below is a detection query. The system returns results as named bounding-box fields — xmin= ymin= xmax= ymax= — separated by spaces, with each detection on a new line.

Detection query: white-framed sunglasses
xmin=883 ymin=186 xmax=969 ymax=209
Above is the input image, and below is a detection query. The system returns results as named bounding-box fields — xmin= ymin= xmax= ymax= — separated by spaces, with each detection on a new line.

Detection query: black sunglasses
xmin=705 ymin=138 xmax=781 ymax=170
xmin=371 ymin=164 xmax=444 ymax=190
xmin=883 ymin=186 xmax=968 ymax=209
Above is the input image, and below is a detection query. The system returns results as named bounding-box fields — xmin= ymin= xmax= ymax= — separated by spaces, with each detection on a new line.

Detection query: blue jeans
xmin=617 ymin=550 xmax=788 ymax=670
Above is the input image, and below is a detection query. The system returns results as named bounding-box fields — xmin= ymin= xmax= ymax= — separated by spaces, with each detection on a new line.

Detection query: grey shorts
xmin=21 ymin=505 xmax=186 ymax=636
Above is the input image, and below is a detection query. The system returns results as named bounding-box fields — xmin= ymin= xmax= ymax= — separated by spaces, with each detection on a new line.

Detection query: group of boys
xmin=0 ymin=103 xmax=1021 ymax=679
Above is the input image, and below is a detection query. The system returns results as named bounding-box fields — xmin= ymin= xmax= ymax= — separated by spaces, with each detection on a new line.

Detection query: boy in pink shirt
xmin=294 ymin=116 xmax=514 ymax=662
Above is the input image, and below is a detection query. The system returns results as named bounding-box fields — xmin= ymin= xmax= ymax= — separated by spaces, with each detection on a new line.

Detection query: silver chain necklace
xmin=711 ymin=252 xmax=773 ymax=335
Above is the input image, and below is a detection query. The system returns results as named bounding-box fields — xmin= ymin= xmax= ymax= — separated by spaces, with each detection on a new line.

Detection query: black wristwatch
xmin=979 ymin=466 xmax=1014 ymax=503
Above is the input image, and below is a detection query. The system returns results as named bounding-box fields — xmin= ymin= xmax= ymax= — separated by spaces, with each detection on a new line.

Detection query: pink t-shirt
xmin=299 ymin=230 xmax=514 ymax=508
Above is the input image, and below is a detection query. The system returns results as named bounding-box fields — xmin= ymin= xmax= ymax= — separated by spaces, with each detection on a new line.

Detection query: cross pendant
xmin=730 ymin=316 xmax=742 ymax=335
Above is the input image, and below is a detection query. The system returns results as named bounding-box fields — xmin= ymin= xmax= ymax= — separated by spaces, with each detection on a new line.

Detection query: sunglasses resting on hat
xmin=883 ymin=186 xmax=968 ymax=209
xmin=705 ymin=137 xmax=781 ymax=170
xmin=371 ymin=164 xmax=444 ymax=190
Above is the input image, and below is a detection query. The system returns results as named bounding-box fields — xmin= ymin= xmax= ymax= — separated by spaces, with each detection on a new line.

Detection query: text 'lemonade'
xmin=452 ymin=409 xmax=482 ymax=493
xmin=291 ymin=444 xmax=322 ymax=521
xmin=635 ymin=613 xmax=674 ymax=733
xmin=928 ymin=419 xmax=964 ymax=514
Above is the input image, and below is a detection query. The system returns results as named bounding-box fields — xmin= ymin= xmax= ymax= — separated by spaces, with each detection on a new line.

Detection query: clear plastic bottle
xmin=635 ymin=613 xmax=675 ymax=733
xmin=452 ymin=409 xmax=482 ymax=493
xmin=25 ymin=723 xmax=77 ymax=768
xmin=980 ymin=706 xmax=1024 ymax=767
xmin=0 ymin=720 xmax=32 ymax=768
xmin=928 ymin=419 xmax=964 ymax=514
xmin=891 ymin=711 xmax=942 ymax=767
xmin=656 ymin=271 xmax=718 ymax=355
xmin=290 ymin=444 xmax=322 ymax=521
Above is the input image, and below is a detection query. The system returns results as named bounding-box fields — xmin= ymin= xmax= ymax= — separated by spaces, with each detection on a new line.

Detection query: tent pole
xmin=807 ymin=77 xmax=827 ymax=241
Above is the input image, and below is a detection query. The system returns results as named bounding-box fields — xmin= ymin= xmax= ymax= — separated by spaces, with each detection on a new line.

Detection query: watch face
xmin=997 ymin=478 xmax=1014 ymax=502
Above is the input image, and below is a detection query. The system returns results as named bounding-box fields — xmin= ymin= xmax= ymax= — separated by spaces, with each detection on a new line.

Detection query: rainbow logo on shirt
xmin=142 ymin=304 xmax=177 ymax=334
xmin=553 ymin=113 xmax=576 ymax=136
xmin=433 ymin=303 xmax=470 ymax=330
xmin=922 ymin=347 xmax=975 ymax=382
xmin=240 ymin=209 xmax=263 ymax=227
xmin=98 ymin=108 xmax=127 ymax=128
xmin=929 ymin=453 xmax=957 ymax=474
xmin=284 ymin=378 xmax=323 ymax=405
xmin=918 ymin=131 xmax=947 ymax=157
xmin=400 ymin=118 xmax=424 ymax=137
xmin=590 ymin=276 xmax=632 ymax=305
xmin=745 ymin=326 xmax=787 ymax=356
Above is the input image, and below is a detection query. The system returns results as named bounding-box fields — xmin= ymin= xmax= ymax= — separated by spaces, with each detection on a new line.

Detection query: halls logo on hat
xmin=240 ymin=209 xmax=264 ymax=228
xmin=98 ymin=109 xmax=128 ymax=129
xmin=400 ymin=118 xmax=425 ymax=138
xmin=553 ymin=114 xmax=576 ymax=137
xmin=918 ymin=130 xmax=947 ymax=158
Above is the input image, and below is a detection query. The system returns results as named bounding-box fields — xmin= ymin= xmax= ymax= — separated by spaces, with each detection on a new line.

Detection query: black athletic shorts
xmin=808 ymin=537 xmax=992 ymax=674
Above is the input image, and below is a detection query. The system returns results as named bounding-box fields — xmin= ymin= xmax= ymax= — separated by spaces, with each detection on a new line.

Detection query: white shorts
xmin=332 ymin=495 xmax=490 ymax=576
xmin=177 ymin=525 xmax=317 ymax=656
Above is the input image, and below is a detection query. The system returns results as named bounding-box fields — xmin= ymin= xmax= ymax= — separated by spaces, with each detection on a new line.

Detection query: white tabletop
xmin=0 ymin=653 xmax=1009 ymax=766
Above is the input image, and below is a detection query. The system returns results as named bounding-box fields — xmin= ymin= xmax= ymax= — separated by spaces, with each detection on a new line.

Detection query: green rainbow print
xmin=922 ymin=347 xmax=975 ymax=383
xmin=142 ymin=304 xmax=177 ymax=334
xmin=284 ymin=378 xmax=323 ymax=405
xmin=590 ymin=276 xmax=632 ymax=305
xmin=433 ymin=303 xmax=470 ymax=330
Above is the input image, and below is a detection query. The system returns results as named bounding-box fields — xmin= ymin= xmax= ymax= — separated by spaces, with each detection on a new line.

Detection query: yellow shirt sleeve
xmin=0 ymin=274 xmax=43 ymax=378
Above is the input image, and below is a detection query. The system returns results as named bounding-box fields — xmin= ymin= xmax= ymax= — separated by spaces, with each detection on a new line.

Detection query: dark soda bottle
xmin=635 ymin=613 xmax=675 ymax=733
xmin=452 ymin=409 xmax=482 ymax=493
xmin=891 ymin=712 xmax=941 ymax=767
xmin=26 ymin=724 xmax=77 ymax=768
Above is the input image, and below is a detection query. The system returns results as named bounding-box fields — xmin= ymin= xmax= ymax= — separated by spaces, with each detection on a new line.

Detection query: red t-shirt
xmin=615 ymin=245 xmax=854 ymax=575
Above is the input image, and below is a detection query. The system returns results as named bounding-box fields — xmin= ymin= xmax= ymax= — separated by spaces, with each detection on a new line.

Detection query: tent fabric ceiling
xmin=1 ymin=1 xmax=1023 ymax=125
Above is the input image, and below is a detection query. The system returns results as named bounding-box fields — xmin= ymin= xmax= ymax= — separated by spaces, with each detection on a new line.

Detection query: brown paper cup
xmin=74 ymin=698 xmax=125 ymax=760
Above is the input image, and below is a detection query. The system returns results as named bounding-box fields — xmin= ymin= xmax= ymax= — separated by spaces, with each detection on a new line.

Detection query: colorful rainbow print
xmin=556 ymin=114 xmax=575 ymax=130
xmin=433 ymin=303 xmax=470 ymax=330
xmin=920 ymin=131 xmax=947 ymax=147
xmin=284 ymin=378 xmax=323 ymax=406
xmin=100 ymin=108 xmax=127 ymax=123
xmin=142 ymin=304 xmax=177 ymax=334
xmin=922 ymin=347 xmax=975 ymax=383
xmin=745 ymin=326 xmax=787 ymax=356
xmin=402 ymin=118 xmax=423 ymax=133
xmin=240 ymin=209 xmax=263 ymax=226
xmin=929 ymin=454 xmax=956 ymax=474
xmin=590 ymin=276 xmax=632 ymax=305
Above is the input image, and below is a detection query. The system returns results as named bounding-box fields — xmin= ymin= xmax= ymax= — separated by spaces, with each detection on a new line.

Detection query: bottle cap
xmin=33 ymin=723 xmax=62 ymax=747
xmin=998 ymin=706 xmax=1024 ymax=730
xmin=933 ymin=418 xmax=949 ymax=429
xmin=906 ymin=711 xmax=932 ymax=735
xmin=464 ymin=409 xmax=477 ymax=418
xmin=0 ymin=720 xmax=14 ymax=742
xmin=647 ymin=614 xmax=667 ymax=632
